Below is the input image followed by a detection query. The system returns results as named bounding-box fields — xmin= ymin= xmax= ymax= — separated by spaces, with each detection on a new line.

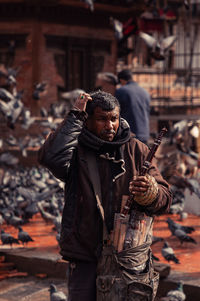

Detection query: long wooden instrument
xmin=120 ymin=127 xmax=167 ymax=218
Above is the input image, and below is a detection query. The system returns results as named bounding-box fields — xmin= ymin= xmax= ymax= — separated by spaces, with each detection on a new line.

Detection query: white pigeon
xmin=49 ymin=283 xmax=67 ymax=301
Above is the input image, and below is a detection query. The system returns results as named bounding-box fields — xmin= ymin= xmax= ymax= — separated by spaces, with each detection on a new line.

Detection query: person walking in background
xmin=115 ymin=69 xmax=151 ymax=144
xmin=38 ymin=90 xmax=171 ymax=301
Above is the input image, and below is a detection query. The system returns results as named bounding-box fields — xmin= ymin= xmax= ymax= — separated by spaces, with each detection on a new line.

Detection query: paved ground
xmin=1 ymin=213 xmax=200 ymax=300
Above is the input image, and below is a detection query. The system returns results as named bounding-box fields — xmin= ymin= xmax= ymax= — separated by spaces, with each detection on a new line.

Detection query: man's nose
xmin=105 ymin=120 xmax=113 ymax=129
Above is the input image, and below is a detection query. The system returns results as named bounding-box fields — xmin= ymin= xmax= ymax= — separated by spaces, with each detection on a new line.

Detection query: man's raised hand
xmin=74 ymin=93 xmax=92 ymax=112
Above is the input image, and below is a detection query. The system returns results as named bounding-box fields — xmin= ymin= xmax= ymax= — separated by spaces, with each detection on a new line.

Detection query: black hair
xmin=86 ymin=90 xmax=120 ymax=116
xmin=117 ymin=69 xmax=132 ymax=81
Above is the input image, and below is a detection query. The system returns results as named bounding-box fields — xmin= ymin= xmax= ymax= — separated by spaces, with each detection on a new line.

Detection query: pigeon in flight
xmin=49 ymin=283 xmax=68 ymax=301
xmin=110 ymin=17 xmax=123 ymax=41
xmin=61 ymin=89 xmax=85 ymax=101
xmin=81 ymin=0 xmax=94 ymax=11
xmin=0 ymin=88 xmax=15 ymax=102
xmin=139 ymin=32 xmax=177 ymax=60
xmin=33 ymin=82 xmax=47 ymax=100
xmin=183 ymin=0 xmax=189 ymax=10
xmin=161 ymin=242 xmax=180 ymax=264
xmin=96 ymin=72 xmax=118 ymax=86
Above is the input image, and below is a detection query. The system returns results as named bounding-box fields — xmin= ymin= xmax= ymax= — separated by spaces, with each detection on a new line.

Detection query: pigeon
xmin=161 ymin=242 xmax=180 ymax=264
xmin=0 ymin=88 xmax=15 ymax=102
xmin=96 ymin=72 xmax=118 ymax=86
xmin=18 ymin=226 xmax=34 ymax=246
xmin=0 ymin=152 xmax=19 ymax=166
xmin=21 ymin=108 xmax=35 ymax=130
xmin=152 ymin=235 xmax=164 ymax=245
xmin=161 ymin=281 xmax=186 ymax=301
xmin=166 ymin=217 xmax=195 ymax=235
xmin=110 ymin=17 xmax=123 ymax=40
xmin=61 ymin=89 xmax=85 ymax=101
xmin=49 ymin=283 xmax=68 ymax=301
xmin=183 ymin=0 xmax=189 ymax=10
xmin=81 ymin=0 xmax=94 ymax=11
xmin=0 ymin=229 xmax=19 ymax=247
xmin=152 ymin=253 xmax=160 ymax=261
xmin=0 ymin=96 xmax=24 ymax=129
xmin=174 ymin=229 xmax=197 ymax=245
xmin=40 ymin=106 xmax=48 ymax=117
xmin=6 ymin=211 xmax=24 ymax=227
xmin=32 ymin=82 xmax=47 ymax=100
xmin=139 ymin=32 xmax=177 ymax=61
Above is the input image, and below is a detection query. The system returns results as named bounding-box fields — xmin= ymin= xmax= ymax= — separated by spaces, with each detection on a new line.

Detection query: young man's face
xmin=86 ymin=106 xmax=120 ymax=141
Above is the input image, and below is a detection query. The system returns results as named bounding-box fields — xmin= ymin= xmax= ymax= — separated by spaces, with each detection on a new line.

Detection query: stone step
xmin=0 ymin=276 xmax=68 ymax=301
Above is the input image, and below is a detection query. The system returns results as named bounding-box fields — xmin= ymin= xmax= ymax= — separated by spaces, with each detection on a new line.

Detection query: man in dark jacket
xmin=38 ymin=90 xmax=172 ymax=301
xmin=115 ymin=69 xmax=151 ymax=144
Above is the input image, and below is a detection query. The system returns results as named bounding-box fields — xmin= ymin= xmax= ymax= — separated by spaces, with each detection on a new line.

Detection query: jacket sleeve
xmin=38 ymin=109 xmax=87 ymax=182
xmin=135 ymin=141 xmax=172 ymax=216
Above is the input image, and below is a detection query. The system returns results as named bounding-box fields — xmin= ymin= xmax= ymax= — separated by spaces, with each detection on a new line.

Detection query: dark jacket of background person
xmin=38 ymin=108 xmax=172 ymax=263
xmin=115 ymin=74 xmax=151 ymax=144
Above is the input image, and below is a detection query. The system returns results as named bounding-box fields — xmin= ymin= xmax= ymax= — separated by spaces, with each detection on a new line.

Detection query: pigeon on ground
xmin=161 ymin=281 xmax=186 ymax=301
xmin=49 ymin=283 xmax=68 ymax=301
xmin=0 ymin=229 xmax=19 ymax=247
xmin=152 ymin=253 xmax=160 ymax=261
xmin=152 ymin=235 xmax=164 ymax=245
xmin=166 ymin=217 xmax=195 ymax=235
xmin=6 ymin=211 xmax=24 ymax=227
xmin=18 ymin=226 xmax=34 ymax=246
xmin=139 ymin=32 xmax=177 ymax=61
xmin=174 ymin=229 xmax=197 ymax=245
xmin=161 ymin=242 xmax=180 ymax=264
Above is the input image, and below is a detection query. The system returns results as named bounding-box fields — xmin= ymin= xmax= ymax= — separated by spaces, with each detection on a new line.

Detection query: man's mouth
xmin=101 ymin=131 xmax=116 ymax=140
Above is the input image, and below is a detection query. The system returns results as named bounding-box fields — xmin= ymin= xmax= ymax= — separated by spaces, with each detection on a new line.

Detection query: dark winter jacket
xmin=38 ymin=109 xmax=172 ymax=262
xmin=115 ymin=81 xmax=151 ymax=143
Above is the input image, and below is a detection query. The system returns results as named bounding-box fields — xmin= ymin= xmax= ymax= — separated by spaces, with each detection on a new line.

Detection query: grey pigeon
xmin=166 ymin=217 xmax=195 ymax=235
xmin=161 ymin=242 xmax=180 ymax=264
xmin=0 ymin=229 xmax=19 ymax=247
xmin=183 ymin=0 xmax=189 ymax=10
xmin=61 ymin=89 xmax=85 ymax=101
xmin=174 ymin=229 xmax=197 ymax=245
xmin=0 ymin=88 xmax=15 ymax=102
xmin=49 ymin=283 xmax=67 ymax=301
xmin=33 ymin=82 xmax=47 ymax=100
xmin=21 ymin=108 xmax=35 ymax=130
xmin=96 ymin=72 xmax=118 ymax=86
xmin=161 ymin=281 xmax=186 ymax=301
xmin=110 ymin=17 xmax=123 ymax=40
xmin=152 ymin=235 xmax=164 ymax=245
xmin=18 ymin=226 xmax=34 ymax=246
xmin=139 ymin=32 xmax=177 ymax=61
xmin=81 ymin=0 xmax=94 ymax=11
xmin=0 ymin=152 xmax=19 ymax=166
